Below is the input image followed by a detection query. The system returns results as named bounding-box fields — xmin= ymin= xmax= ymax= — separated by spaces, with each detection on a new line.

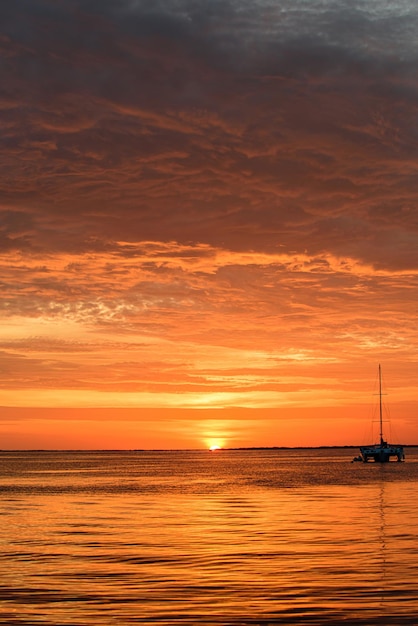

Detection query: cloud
xmin=1 ymin=1 xmax=417 ymax=251
xmin=0 ymin=1 xmax=417 ymax=442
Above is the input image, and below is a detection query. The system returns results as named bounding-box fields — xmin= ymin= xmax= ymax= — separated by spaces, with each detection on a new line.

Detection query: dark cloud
xmin=0 ymin=0 xmax=417 ymax=266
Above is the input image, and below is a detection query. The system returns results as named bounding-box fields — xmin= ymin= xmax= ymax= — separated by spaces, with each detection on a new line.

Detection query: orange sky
xmin=1 ymin=0 xmax=418 ymax=449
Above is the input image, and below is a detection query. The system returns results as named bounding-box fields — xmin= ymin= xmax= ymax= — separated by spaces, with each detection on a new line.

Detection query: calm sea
xmin=1 ymin=448 xmax=418 ymax=625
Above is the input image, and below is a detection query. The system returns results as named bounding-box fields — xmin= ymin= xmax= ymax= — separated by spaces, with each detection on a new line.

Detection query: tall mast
xmin=379 ymin=363 xmax=383 ymax=445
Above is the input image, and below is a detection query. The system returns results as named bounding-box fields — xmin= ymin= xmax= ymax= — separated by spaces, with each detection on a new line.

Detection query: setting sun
xmin=206 ymin=438 xmax=225 ymax=451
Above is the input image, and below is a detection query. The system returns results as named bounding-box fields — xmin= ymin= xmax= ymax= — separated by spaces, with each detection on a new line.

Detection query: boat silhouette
xmin=357 ymin=365 xmax=405 ymax=463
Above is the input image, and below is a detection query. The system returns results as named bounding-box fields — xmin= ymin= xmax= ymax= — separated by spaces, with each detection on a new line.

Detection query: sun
xmin=206 ymin=437 xmax=225 ymax=451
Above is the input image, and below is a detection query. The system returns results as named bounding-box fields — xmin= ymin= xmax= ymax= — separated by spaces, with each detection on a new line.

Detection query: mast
xmin=379 ymin=363 xmax=383 ymax=445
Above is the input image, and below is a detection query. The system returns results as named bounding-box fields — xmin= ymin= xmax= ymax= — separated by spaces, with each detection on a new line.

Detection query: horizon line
xmin=0 ymin=444 xmax=416 ymax=453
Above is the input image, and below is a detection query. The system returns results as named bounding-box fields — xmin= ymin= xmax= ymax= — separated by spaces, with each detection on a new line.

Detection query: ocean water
xmin=1 ymin=448 xmax=418 ymax=625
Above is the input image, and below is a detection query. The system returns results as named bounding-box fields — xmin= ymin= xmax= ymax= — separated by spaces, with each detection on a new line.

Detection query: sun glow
xmin=207 ymin=438 xmax=225 ymax=451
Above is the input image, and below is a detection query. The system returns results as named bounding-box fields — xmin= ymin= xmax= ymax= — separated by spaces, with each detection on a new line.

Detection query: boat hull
xmin=359 ymin=445 xmax=404 ymax=462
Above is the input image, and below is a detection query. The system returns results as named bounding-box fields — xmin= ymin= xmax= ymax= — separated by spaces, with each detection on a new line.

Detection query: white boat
xmin=358 ymin=365 xmax=405 ymax=463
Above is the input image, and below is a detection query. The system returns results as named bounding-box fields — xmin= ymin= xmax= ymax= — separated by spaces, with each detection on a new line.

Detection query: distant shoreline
xmin=214 ymin=444 xmax=417 ymax=450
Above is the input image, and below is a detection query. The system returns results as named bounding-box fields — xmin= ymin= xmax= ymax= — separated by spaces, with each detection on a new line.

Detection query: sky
xmin=1 ymin=0 xmax=418 ymax=449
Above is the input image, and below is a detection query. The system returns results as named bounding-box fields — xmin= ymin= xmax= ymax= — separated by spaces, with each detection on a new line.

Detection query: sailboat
xmin=358 ymin=365 xmax=405 ymax=463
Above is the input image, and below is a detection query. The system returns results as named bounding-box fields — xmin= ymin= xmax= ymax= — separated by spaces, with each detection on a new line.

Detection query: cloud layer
xmin=0 ymin=0 xmax=417 ymax=446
